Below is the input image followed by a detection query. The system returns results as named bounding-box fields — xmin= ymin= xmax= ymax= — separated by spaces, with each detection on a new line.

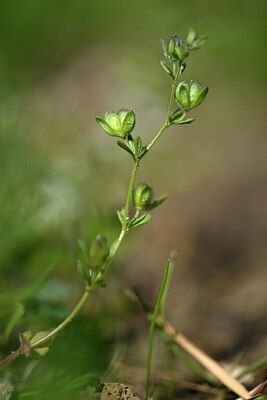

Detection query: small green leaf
xmin=167 ymin=37 xmax=176 ymax=59
xmin=176 ymin=81 xmax=190 ymax=111
xmin=175 ymin=45 xmax=183 ymax=60
xmin=189 ymin=34 xmax=207 ymax=50
xmin=105 ymin=111 xmax=121 ymax=133
xmin=186 ymin=28 xmax=196 ymax=47
xmin=95 ymin=117 xmax=117 ymax=137
xmin=128 ymin=214 xmax=146 ymax=229
xmin=189 ymin=81 xmax=203 ymax=104
xmin=89 ymin=235 xmax=109 ymax=268
xmin=129 ymin=214 xmax=152 ymax=229
xmin=34 ymin=347 xmax=49 ymax=356
xmin=116 ymin=207 xmax=125 ymax=225
xmin=127 ymin=134 xmax=136 ymax=153
xmin=30 ymin=331 xmax=50 ymax=345
xmin=19 ymin=331 xmax=32 ymax=344
xmin=161 ymin=40 xmax=169 ymax=60
xmin=122 ymin=110 xmax=136 ymax=135
xmin=2 ymin=303 xmax=25 ymax=345
xmin=195 ymin=35 xmax=207 ymax=48
xmin=134 ymin=136 xmax=142 ymax=154
xmin=138 ymin=146 xmax=147 ymax=159
xmin=77 ymin=260 xmax=90 ymax=283
xmin=180 ymin=62 xmax=186 ymax=74
xmin=160 ymin=61 xmax=175 ymax=79
xmin=77 ymin=239 xmax=89 ymax=263
xmin=147 ymin=194 xmax=167 ymax=210
xmin=169 ymin=108 xmax=182 ymax=122
xmin=190 ymin=86 xmax=209 ymax=109
xmin=134 ymin=137 xmax=147 ymax=159
xmin=117 ymin=140 xmax=134 ymax=157
xmin=173 ymin=118 xmax=195 ymax=125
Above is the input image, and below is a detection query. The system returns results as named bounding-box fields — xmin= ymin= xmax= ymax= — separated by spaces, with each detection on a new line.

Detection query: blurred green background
xmin=0 ymin=0 xmax=266 ymax=398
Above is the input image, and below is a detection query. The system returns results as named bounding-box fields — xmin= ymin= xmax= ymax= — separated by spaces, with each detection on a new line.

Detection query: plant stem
xmin=0 ymin=347 xmax=23 ymax=370
xmin=31 ymin=285 xmax=92 ymax=349
xmin=145 ymin=259 xmax=170 ymax=400
xmin=146 ymin=122 xmax=168 ymax=152
xmin=147 ymin=61 xmax=182 ymax=152
xmin=0 ymin=161 xmax=140 ymax=371
xmin=102 ymin=160 xmax=139 ymax=275
xmin=122 ymin=160 xmax=139 ymax=233
xmin=0 ymin=284 xmax=92 ymax=370
xmin=166 ymin=62 xmax=182 ymax=122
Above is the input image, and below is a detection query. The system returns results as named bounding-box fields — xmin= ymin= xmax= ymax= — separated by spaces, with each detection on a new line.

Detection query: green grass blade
xmin=145 ymin=259 xmax=170 ymax=400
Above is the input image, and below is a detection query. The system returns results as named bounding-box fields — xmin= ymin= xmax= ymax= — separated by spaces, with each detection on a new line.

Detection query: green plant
xmin=1 ymin=26 xmax=266 ymax=400
xmin=0 ymin=28 xmax=209 ymax=372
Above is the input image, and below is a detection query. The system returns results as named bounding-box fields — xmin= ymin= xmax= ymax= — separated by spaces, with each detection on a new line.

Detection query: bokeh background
xmin=0 ymin=0 xmax=266 ymax=398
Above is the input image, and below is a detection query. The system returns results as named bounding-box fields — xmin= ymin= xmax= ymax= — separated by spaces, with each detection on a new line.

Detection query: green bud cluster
xmin=161 ymin=35 xmax=189 ymax=62
xmin=160 ymin=28 xmax=208 ymax=117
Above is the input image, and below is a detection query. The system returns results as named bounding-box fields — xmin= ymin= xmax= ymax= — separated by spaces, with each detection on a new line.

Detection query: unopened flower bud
xmin=89 ymin=234 xmax=109 ymax=268
xmin=133 ymin=183 xmax=153 ymax=211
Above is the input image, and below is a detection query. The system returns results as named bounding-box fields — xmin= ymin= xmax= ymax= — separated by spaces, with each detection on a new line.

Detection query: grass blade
xmin=145 ymin=259 xmax=170 ymax=400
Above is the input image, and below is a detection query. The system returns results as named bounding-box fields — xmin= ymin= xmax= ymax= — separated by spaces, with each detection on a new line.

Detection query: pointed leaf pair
xmin=169 ymin=108 xmax=182 ymax=123
xmin=128 ymin=213 xmax=152 ymax=229
xmin=117 ymin=139 xmax=134 ymax=157
xmin=117 ymin=135 xmax=147 ymax=161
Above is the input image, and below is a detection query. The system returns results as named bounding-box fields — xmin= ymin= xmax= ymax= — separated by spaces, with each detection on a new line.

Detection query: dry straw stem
xmin=163 ymin=320 xmax=250 ymax=399
xmin=235 ymin=380 xmax=267 ymax=400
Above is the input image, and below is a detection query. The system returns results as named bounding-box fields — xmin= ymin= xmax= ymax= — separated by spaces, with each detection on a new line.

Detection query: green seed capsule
xmin=133 ymin=183 xmax=153 ymax=211
xmin=175 ymin=80 xmax=208 ymax=111
xmin=96 ymin=109 xmax=135 ymax=139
